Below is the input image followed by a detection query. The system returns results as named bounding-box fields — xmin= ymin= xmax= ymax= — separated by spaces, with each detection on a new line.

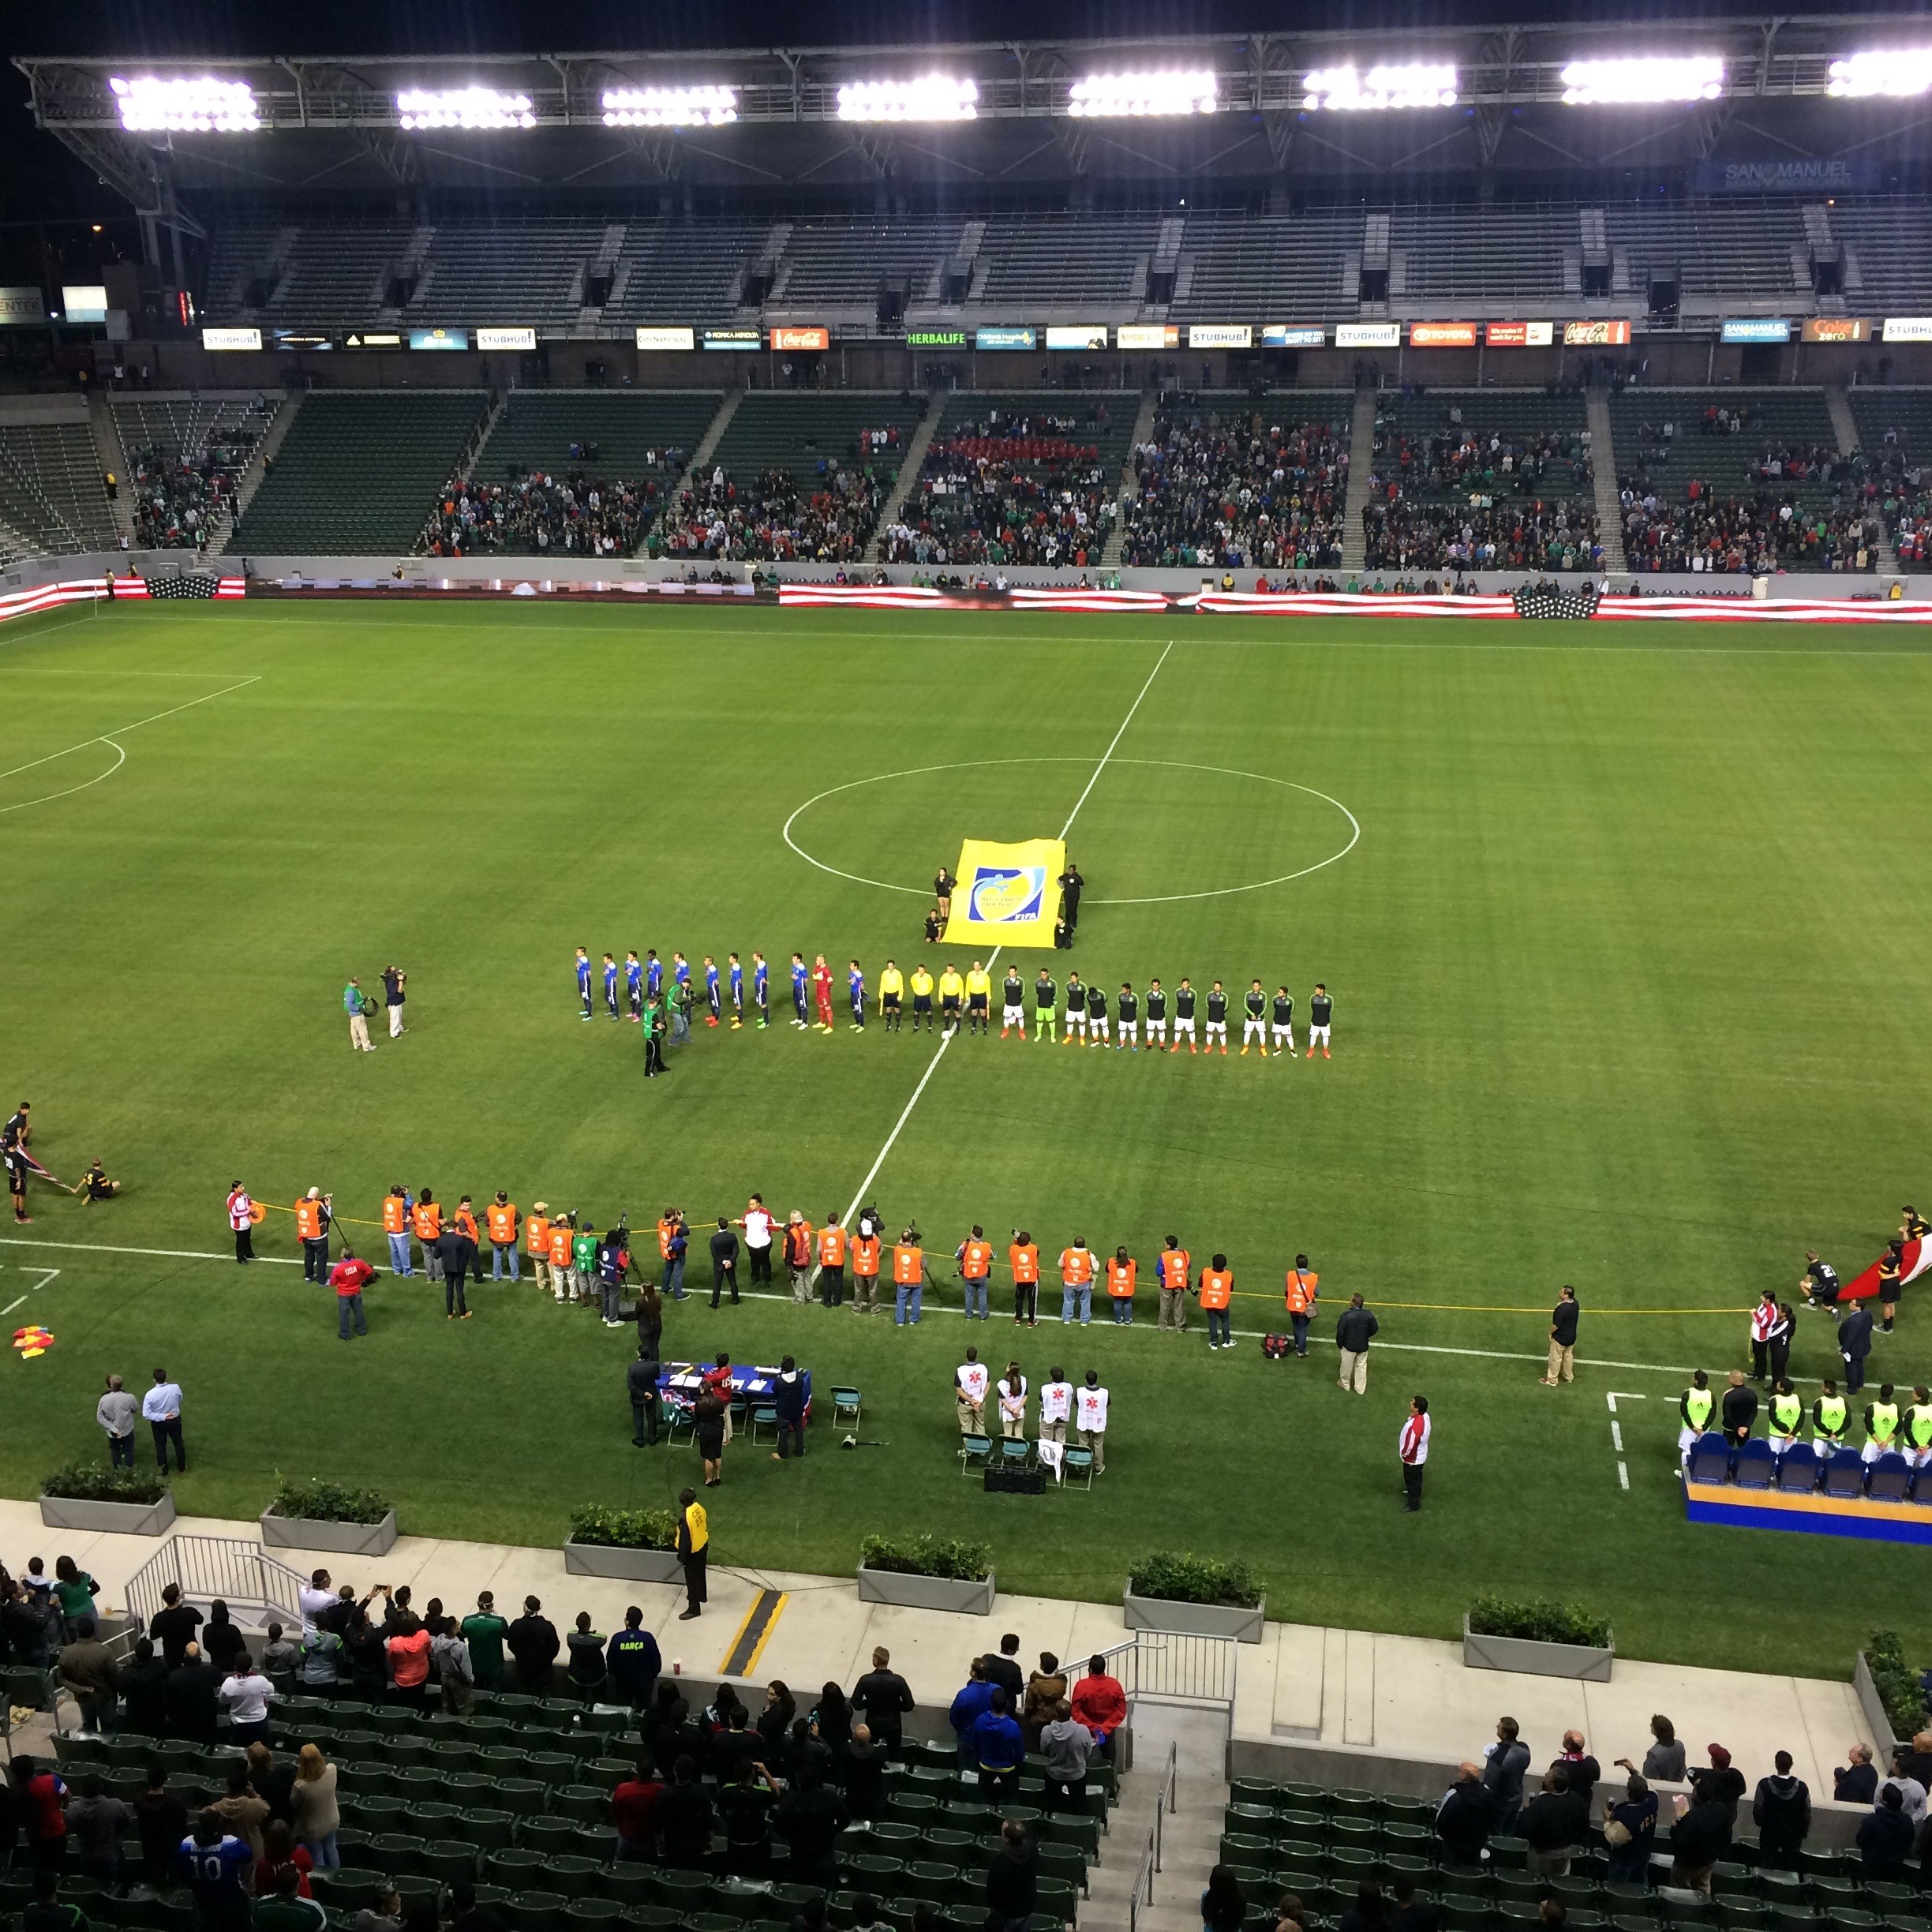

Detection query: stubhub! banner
xmin=942 ymin=838 xmax=1065 ymax=949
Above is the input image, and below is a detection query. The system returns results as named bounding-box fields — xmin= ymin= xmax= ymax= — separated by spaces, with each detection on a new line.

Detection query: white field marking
xmin=782 ymin=753 xmax=1359 ymax=907
xmin=0 ymin=1297 xmax=23 ymax=1316
xmin=20 ymin=1267 xmax=58 ymax=1292
xmin=0 ymin=1233 xmax=1717 ymax=1377
xmin=1608 ymin=1391 xmax=1645 ymax=1495
xmin=1611 ymin=1421 xmax=1624 ymax=1452
xmin=1619 ymin=1461 xmax=1631 ymax=1490
xmin=826 ymin=642 xmax=1173 ymax=1237
xmin=0 ymin=676 xmax=260 ymax=784
xmin=0 ymin=739 xmax=125 ymax=817
xmin=1605 ymin=1391 xmax=1649 ymax=1412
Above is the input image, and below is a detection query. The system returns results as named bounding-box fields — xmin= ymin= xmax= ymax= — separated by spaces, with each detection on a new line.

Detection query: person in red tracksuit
xmin=811 ymin=955 xmax=835 ymax=1034
xmin=1069 ymin=1655 xmax=1127 ymax=1759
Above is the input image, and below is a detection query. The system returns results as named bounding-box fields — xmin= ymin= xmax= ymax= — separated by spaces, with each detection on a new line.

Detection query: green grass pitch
xmin=6 ymin=596 xmax=1932 ymax=1676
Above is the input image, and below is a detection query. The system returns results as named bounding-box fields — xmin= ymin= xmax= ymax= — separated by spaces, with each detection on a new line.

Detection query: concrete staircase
xmin=1083 ymin=1705 xmax=1229 ymax=1932
xmin=646 ymin=389 xmax=747 ymax=552
xmin=87 ymin=395 xmax=137 ymax=548
xmin=1340 ymin=386 xmax=1380 ymax=571
xmin=1825 ymin=381 xmax=1861 ymax=458
xmin=1099 ymin=387 xmax=1158 ymax=568
xmin=864 ymin=390 xmax=946 ymax=560
xmin=1584 ymin=387 xmax=1627 ymax=572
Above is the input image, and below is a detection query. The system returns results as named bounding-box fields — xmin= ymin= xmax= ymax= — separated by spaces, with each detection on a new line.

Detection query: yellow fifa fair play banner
xmin=942 ymin=838 xmax=1065 ymax=949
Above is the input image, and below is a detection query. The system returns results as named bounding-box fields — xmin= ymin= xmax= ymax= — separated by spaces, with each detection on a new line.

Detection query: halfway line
xmin=831 ymin=639 xmax=1174 ymax=1234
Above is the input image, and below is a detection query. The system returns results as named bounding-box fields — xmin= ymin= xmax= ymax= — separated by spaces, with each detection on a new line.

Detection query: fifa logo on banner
xmin=968 ymin=866 xmax=1046 ymax=925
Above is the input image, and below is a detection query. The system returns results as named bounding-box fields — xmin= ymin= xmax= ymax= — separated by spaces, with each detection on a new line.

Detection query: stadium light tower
xmin=110 ymin=75 xmax=258 ymax=132
xmin=1827 ymin=50 xmax=1932 ymax=98
xmin=1067 ymin=70 xmax=1218 ymax=116
xmin=837 ymin=76 xmax=978 ymax=122
xmin=601 ymin=85 xmax=738 ymax=127
xmin=1559 ymin=57 xmax=1724 ymax=104
xmin=1302 ymin=63 xmax=1458 ymax=110
xmin=395 ymin=86 xmax=536 ymax=130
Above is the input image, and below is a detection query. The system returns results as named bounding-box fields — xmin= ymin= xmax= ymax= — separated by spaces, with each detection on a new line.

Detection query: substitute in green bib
xmin=1678 ymin=1370 xmax=1715 ymax=1464
xmin=1811 ymin=1380 xmax=1849 ymax=1460
xmin=1768 ymin=1381 xmax=1805 ymax=1459
xmin=1905 ymin=1386 xmax=1932 ymax=1470
xmin=1862 ymin=1383 xmax=1902 ymax=1466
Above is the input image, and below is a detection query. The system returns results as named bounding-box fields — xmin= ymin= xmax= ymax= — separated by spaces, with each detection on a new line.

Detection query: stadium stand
xmin=249 ymin=221 xmax=421 ymax=327
xmin=1601 ymin=200 xmax=1804 ymax=317
xmin=1361 ymin=390 xmax=1600 ymax=574
xmin=0 ymin=420 xmax=118 ymax=557
xmin=476 ymin=391 xmax=722 ymax=484
xmin=976 ymin=212 xmax=1159 ymax=313
xmin=1848 ymin=387 xmax=1932 ymax=566
xmin=406 ymin=219 xmax=612 ymax=332
xmin=1388 ymin=205 xmax=1571 ymax=315
xmin=1609 ymin=388 xmax=1878 ymax=571
xmin=233 ymin=392 xmax=487 ymax=556
xmin=880 ymin=391 xmax=1135 ymax=568
xmin=652 ymin=393 xmax=927 ymax=563
xmin=1833 ymin=199 xmax=1932 ymax=319
xmin=1118 ymin=392 xmax=1351 ymax=570
xmin=604 ymin=220 xmax=773 ymax=328
xmin=777 ymin=217 xmax=965 ymax=318
xmin=1165 ymin=211 xmax=1357 ymax=325
xmin=111 ymin=395 xmax=279 ymax=551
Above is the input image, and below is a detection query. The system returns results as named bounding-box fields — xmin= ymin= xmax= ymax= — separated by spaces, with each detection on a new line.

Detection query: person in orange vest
xmin=547 ymin=1213 xmax=577 ymax=1302
xmin=1157 ymin=1235 xmax=1190 ymax=1332
xmin=486 ymin=1193 xmax=521 ymax=1282
xmin=852 ymin=1222 xmax=882 ymax=1316
xmin=1009 ymin=1232 xmax=1040 ymax=1327
xmin=893 ymin=1226 xmax=927 ymax=1327
xmin=783 ymin=1211 xmax=815 ymax=1305
xmin=295 ymin=1187 xmax=332 ymax=1284
xmin=1058 ymin=1237 xmax=1095 ymax=1327
xmin=817 ymin=1212 xmax=848 ymax=1308
xmin=1198 ymin=1253 xmax=1234 ymax=1350
xmin=956 ymin=1226 xmax=994 ymax=1321
xmin=1283 ymin=1252 xmax=1319 ymax=1357
xmin=383 ymin=1185 xmax=414 ymax=1277
xmin=1103 ymin=1248 xmax=1137 ymax=1326
xmin=525 ymin=1201 xmax=552 ymax=1295
xmin=412 ymin=1189 xmax=443 ymax=1284
xmin=454 ymin=1196 xmax=486 ymax=1286
xmin=656 ymin=1208 xmax=689 ymax=1301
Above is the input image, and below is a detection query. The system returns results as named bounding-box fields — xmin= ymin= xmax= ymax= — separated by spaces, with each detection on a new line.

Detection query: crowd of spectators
xmin=882 ymin=403 xmax=1118 ymax=570
xmin=417 ymin=471 xmax=654 ymax=559
xmin=124 ymin=403 xmax=271 ymax=552
xmin=1372 ymin=411 xmax=1593 ymax=504
xmin=1362 ymin=496 xmax=1602 ymax=575
xmin=1120 ymin=403 xmax=1348 ymax=570
xmin=650 ymin=459 xmax=890 ymax=564
xmin=1841 ymin=424 xmax=1932 ymax=567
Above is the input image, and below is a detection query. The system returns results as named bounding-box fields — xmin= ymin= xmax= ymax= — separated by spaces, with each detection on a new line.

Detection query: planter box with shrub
xmin=260 ymin=1477 xmax=397 ymax=1556
xmin=1123 ymin=1552 xmax=1266 ymax=1643
xmin=857 ymin=1533 xmax=996 ymax=1616
xmin=39 ymin=1464 xmax=176 ymax=1536
xmin=564 ymin=1505 xmax=683 ymax=1582
xmin=1858 ymin=1630 xmax=1926 ymax=1759
xmin=1464 ymin=1597 xmax=1614 ymax=1681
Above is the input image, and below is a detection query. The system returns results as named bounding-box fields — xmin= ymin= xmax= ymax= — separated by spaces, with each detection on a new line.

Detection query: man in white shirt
xmin=1074 ymin=1370 xmax=1109 ymax=1473
xmin=1399 ymin=1395 xmax=1432 ymax=1511
xmin=1039 ymin=1368 xmax=1074 ymax=1445
xmin=143 ymin=1368 xmax=186 ymax=1471
xmin=738 ymin=1195 xmax=776 ymax=1286
xmin=297 ymin=1570 xmax=336 ymax=1637
xmin=216 ymin=1658 xmax=275 ymax=1743
xmin=956 ymin=1348 xmax=990 ymax=1436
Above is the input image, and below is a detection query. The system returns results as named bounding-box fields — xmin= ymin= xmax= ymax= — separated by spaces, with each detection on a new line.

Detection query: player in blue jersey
xmin=646 ymin=949 xmax=663 ymax=999
xmin=848 ymin=960 xmax=867 ymax=1032
xmin=575 ymin=948 xmax=593 ymax=1021
xmin=728 ymin=953 xmax=744 ymax=1029
xmin=625 ymin=951 xmax=643 ymax=1023
xmin=704 ymin=957 xmax=721 ymax=1028
xmin=753 ymin=952 xmax=769 ymax=1029
xmin=603 ymin=953 xmax=620 ymax=1020
xmin=790 ymin=952 xmax=810 ymax=1029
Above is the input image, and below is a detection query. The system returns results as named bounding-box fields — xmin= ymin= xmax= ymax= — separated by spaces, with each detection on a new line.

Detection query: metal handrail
xmin=1125 ymin=1739 xmax=1179 ymax=1932
xmin=124 ymin=1534 xmax=310 ymax=1631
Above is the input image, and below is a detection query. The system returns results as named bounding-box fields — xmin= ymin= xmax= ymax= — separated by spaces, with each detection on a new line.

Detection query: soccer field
xmin=6 ymin=595 xmax=1932 ymax=1676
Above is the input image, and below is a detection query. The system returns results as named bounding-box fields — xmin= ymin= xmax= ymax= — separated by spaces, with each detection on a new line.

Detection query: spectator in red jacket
xmin=1069 ymin=1654 xmax=1126 ymax=1755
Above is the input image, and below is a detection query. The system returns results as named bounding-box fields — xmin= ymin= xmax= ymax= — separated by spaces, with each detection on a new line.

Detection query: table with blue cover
xmin=657 ymin=1361 xmax=813 ymax=1417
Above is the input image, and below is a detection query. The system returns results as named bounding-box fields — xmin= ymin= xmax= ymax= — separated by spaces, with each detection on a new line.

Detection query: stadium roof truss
xmin=19 ymin=17 xmax=1932 ymax=210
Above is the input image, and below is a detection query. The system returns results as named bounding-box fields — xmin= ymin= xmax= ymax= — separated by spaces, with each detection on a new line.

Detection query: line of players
xmin=575 ymin=946 xmax=1335 ymax=1057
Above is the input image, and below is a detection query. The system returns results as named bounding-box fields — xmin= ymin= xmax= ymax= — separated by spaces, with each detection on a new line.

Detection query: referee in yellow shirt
xmin=938 ymin=963 xmax=965 ymax=1036
xmin=879 ymin=960 xmax=905 ymax=1032
xmin=910 ymin=964 xmax=936 ymax=1033
xmin=964 ymin=960 xmax=994 ymax=1035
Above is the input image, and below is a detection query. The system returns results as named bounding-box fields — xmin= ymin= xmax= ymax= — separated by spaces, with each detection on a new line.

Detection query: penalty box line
xmin=829 ymin=639 xmax=1175 ymax=1238
xmin=0 ymin=1234 xmax=1697 ymax=1376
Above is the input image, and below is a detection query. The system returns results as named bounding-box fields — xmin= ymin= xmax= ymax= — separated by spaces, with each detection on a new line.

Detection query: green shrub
xmin=1128 ymin=1552 xmax=1263 ymax=1609
xmin=568 ymin=1504 xmax=678 ymax=1551
xmin=42 ymin=1462 xmax=169 ymax=1505
xmin=859 ymin=1532 xmax=992 ymax=1582
xmin=1867 ymin=1629 xmax=1928 ymax=1739
xmin=267 ymin=1476 xmax=393 ymax=1526
xmin=1468 ymin=1595 xmax=1612 ymax=1649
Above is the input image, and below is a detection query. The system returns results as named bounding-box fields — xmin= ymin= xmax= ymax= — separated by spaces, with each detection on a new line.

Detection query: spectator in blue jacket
xmin=1858 ymin=1785 xmax=1915 ymax=1878
xmin=972 ymin=1689 xmax=1025 ymax=1804
xmin=605 ymin=1607 xmax=661 ymax=1709
xmin=949 ymin=1659 xmax=997 ymax=1770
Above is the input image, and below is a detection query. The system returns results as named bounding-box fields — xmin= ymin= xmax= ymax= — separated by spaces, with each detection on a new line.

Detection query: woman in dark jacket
xmin=757 ymin=1680 xmax=796 ymax=1758
xmin=1605 ymin=1774 xmax=1659 ymax=1885
xmin=635 ymin=1282 xmax=663 ymax=1357
xmin=1200 ymin=1864 xmax=1246 ymax=1932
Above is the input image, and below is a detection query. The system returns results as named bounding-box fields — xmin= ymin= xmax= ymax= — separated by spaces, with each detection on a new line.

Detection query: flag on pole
xmin=941 ymin=838 xmax=1065 ymax=950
